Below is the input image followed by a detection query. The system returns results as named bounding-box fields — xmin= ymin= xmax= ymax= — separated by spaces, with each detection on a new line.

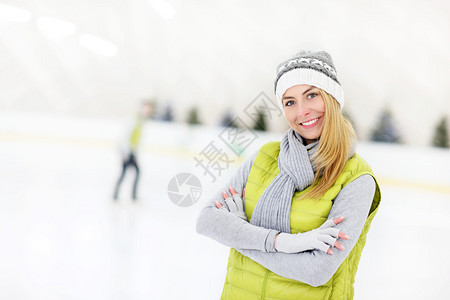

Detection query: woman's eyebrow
xmin=302 ymin=87 xmax=316 ymax=95
xmin=282 ymin=96 xmax=296 ymax=101
xmin=283 ymin=87 xmax=317 ymax=100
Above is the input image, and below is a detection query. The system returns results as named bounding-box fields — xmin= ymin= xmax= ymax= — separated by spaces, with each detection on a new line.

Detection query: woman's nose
xmin=297 ymin=102 xmax=310 ymax=117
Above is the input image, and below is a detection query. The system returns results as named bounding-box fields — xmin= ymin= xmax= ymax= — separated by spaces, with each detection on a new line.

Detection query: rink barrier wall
xmin=1 ymin=130 xmax=450 ymax=195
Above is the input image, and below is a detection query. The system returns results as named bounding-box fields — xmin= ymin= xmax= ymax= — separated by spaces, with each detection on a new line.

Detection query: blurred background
xmin=1 ymin=0 xmax=449 ymax=299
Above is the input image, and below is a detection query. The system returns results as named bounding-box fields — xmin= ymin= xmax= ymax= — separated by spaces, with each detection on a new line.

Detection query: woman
xmin=196 ymin=50 xmax=380 ymax=299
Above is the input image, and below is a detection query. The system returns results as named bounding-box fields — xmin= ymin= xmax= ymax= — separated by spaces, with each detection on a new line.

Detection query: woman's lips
xmin=299 ymin=117 xmax=320 ymax=129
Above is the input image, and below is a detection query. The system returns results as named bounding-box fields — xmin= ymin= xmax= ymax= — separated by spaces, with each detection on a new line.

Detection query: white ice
xmin=1 ymin=111 xmax=449 ymax=299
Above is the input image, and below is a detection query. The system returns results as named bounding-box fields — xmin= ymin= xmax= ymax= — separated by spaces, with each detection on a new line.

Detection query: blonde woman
xmin=196 ymin=50 xmax=380 ymax=300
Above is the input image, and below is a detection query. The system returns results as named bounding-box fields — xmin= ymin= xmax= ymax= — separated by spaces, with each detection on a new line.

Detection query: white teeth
xmin=301 ymin=118 xmax=318 ymax=126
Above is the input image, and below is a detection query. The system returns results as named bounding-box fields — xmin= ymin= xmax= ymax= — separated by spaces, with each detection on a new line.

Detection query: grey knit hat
xmin=274 ymin=50 xmax=344 ymax=111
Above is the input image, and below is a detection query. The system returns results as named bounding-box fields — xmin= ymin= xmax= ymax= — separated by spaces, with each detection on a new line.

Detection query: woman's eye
xmin=307 ymin=93 xmax=317 ymax=99
xmin=284 ymin=100 xmax=294 ymax=107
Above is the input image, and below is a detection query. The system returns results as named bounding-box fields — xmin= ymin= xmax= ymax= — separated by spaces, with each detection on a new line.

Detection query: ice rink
xmin=1 ymin=112 xmax=450 ymax=299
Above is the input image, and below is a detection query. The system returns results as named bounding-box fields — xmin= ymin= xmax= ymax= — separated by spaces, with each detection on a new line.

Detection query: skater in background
xmin=113 ymin=101 xmax=153 ymax=201
xmin=196 ymin=50 xmax=381 ymax=299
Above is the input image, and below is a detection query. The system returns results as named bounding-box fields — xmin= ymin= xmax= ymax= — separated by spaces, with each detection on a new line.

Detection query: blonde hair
xmin=300 ymin=89 xmax=357 ymax=200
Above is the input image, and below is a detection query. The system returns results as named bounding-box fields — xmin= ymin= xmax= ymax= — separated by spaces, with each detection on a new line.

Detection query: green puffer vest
xmin=221 ymin=141 xmax=381 ymax=300
xmin=130 ymin=115 xmax=143 ymax=151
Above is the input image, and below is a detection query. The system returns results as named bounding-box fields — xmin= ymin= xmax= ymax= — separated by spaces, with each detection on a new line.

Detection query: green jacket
xmin=221 ymin=141 xmax=381 ymax=300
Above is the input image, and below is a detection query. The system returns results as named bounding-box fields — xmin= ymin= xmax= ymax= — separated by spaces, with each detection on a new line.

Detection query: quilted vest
xmin=221 ymin=141 xmax=381 ymax=300
xmin=130 ymin=115 xmax=143 ymax=151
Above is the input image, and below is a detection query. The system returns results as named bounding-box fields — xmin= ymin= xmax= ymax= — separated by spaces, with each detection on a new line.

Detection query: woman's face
xmin=282 ymin=85 xmax=325 ymax=145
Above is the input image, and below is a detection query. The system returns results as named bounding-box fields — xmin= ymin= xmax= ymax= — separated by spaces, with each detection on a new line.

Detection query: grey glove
xmin=219 ymin=193 xmax=247 ymax=221
xmin=275 ymin=219 xmax=340 ymax=253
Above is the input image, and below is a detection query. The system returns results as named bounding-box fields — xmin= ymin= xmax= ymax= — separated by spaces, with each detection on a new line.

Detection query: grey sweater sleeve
xmin=195 ymin=150 xmax=280 ymax=252
xmin=237 ymin=174 xmax=376 ymax=287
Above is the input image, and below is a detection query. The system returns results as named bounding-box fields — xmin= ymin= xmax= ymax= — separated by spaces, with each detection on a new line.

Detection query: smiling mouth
xmin=300 ymin=118 xmax=318 ymax=126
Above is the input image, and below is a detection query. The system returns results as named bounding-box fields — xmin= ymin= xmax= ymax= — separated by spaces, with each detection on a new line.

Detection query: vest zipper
xmin=260 ymin=269 xmax=270 ymax=300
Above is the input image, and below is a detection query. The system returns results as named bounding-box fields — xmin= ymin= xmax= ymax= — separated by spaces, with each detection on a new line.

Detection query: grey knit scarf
xmin=250 ymin=128 xmax=317 ymax=233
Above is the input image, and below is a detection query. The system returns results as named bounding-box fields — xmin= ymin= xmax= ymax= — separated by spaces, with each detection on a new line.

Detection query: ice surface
xmin=0 ymin=112 xmax=449 ymax=299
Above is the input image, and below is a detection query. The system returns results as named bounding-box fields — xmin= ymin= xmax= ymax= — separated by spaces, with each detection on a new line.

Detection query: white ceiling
xmin=1 ymin=0 xmax=449 ymax=144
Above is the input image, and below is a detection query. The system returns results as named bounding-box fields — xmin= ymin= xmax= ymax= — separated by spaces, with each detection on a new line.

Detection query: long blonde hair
xmin=300 ymin=89 xmax=357 ymax=200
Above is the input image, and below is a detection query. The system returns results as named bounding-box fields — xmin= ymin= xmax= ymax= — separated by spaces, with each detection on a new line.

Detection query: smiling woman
xmin=196 ymin=50 xmax=381 ymax=300
xmin=282 ymin=85 xmax=325 ymax=144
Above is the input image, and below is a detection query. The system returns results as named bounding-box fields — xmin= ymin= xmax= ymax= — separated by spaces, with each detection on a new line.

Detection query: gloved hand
xmin=274 ymin=217 xmax=349 ymax=254
xmin=215 ymin=186 xmax=247 ymax=222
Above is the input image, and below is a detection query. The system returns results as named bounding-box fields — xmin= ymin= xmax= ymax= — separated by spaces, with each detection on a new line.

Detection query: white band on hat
xmin=276 ymin=68 xmax=345 ymax=112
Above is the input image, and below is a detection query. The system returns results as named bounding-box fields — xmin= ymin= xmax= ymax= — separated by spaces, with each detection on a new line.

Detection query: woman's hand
xmin=215 ymin=187 xmax=247 ymax=221
xmin=274 ymin=216 xmax=350 ymax=255
xmin=322 ymin=217 xmax=349 ymax=254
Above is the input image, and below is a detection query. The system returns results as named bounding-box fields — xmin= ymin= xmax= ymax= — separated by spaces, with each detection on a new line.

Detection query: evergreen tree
xmin=186 ymin=107 xmax=201 ymax=125
xmin=220 ymin=110 xmax=238 ymax=128
xmin=432 ymin=116 xmax=449 ymax=148
xmin=252 ymin=109 xmax=267 ymax=131
xmin=370 ymin=108 xmax=401 ymax=143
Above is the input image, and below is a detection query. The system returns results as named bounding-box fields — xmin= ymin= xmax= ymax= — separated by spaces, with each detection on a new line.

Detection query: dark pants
xmin=113 ymin=152 xmax=140 ymax=200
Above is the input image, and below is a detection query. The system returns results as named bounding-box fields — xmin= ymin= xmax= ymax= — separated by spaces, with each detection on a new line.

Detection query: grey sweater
xmin=195 ymin=149 xmax=376 ymax=287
